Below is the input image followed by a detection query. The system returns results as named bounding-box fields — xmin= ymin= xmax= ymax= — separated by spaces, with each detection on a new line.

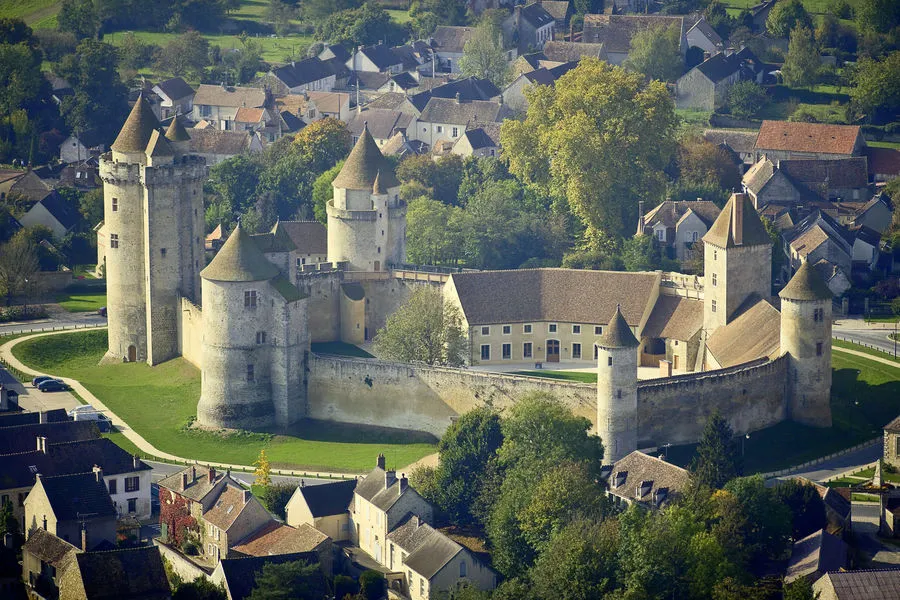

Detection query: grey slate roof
xmin=606 ymin=451 xmax=689 ymax=507
xmin=155 ymin=77 xmax=194 ymax=101
xmin=419 ymin=97 xmax=505 ymax=125
xmin=583 ymin=15 xmax=684 ymax=53
xmin=814 ymin=569 xmax=900 ymax=599
xmin=780 ymin=260 xmax=833 ymax=301
xmin=355 ymin=467 xmax=424 ymax=512
xmin=358 ymin=44 xmax=403 ymax=70
xmin=279 ymin=220 xmax=327 ymax=255
xmin=23 ymin=527 xmax=79 ymax=566
xmin=249 ymin=220 xmax=297 ymax=253
xmin=596 ymin=305 xmax=639 ymax=348
xmin=273 ymin=58 xmax=333 ymax=87
xmin=348 ymin=109 xmax=415 ymax=140
xmin=366 ymin=92 xmax=413 ymax=112
xmin=461 ymin=125 xmax=500 ymax=150
xmin=0 ymin=408 xmax=68 ymax=427
xmin=158 ymin=465 xmax=229 ymax=502
xmin=449 ymin=268 xmax=658 ymax=326
xmin=688 ymin=17 xmax=724 ymax=47
xmin=70 ymin=546 xmax=170 ymax=600
xmin=294 ymin=479 xmax=356 ymax=518
xmin=350 ymin=71 xmax=391 ymax=90
xmin=201 ymin=223 xmax=280 ymax=282
xmin=641 ymin=199 xmax=721 ymax=231
xmin=428 ymin=77 xmax=500 ymax=101
xmin=388 ymin=516 xmax=465 ymax=579
xmin=431 ymin=26 xmax=476 ymax=53
xmin=0 ymin=420 xmax=99 ymax=455
xmin=703 ymin=129 xmax=758 ymax=155
xmin=520 ymin=3 xmax=555 ymax=28
xmin=390 ymin=72 xmax=418 ymax=90
xmin=786 ymin=529 xmax=848 ymax=583
xmin=38 ymin=471 xmax=116 ymax=522
xmin=188 ymin=128 xmax=255 ymax=156
xmin=696 ymin=52 xmax=742 ymax=83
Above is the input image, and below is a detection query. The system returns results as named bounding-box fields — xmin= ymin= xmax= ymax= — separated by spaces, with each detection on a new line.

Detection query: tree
xmin=784 ymin=576 xmax=821 ymax=600
xmin=118 ymin=32 xmax=157 ymax=72
xmin=502 ymin=58 xmax=677 ymax=244
xmin=678 ymin=135 xmax=742 ymax=193
xmin=706 ymin=1 xmax=735 ymax=40
xmin=405 ymin=195 xmax=464 ymax=265
xmin=293 ymin=118 xmax=352 ymax=173
xmin=372 ymin=286 xmax=467 ymax=366
xmin=689 ymin=411 xmax=741 ymax=489
xmin=723 ymin=475 xmax=792 ymax=564
xmin=529 ymin=520 xmax=620 ymax=600
xmin=0 ymin=19 xmax=45 ymax=129
xmin=155 ymin=31 xmax=210 ymax=80
xmin=311 ymin=161 xmax=343 ymax=224
xmin=0 ymin=230 xmax=40 ymax=305
xmin=624 ymin=22 xmax=684 ymax=82
xmin=262 ymin=482 xmax=295 ymax=519
xmin=57 ymin=0 xmax=99 ymax=39
xmin=762 ymin=216 xmax=786 ymax=284
xmin=727 ymin=80 xmax=768 ymax=119
xmin=782 ymin=26 xmax=820 ymax=88
xmin=0 ymin=499 xmax=17 ymax=539
xmin=209 ymin=154 xmax=264 ymax=219
xmin=850 ymin=51 xmax=900 ymax=123
xmin=315 ymin=4 xmax=404 ymax=47
xmin=458 ymin=20 xmax=511 ymax=88
xmin=254 ymin=449 xmax=271 ymax=487
xmin=622 ymin=235 xmax=663 ymax=271
xmin=359 ymin=570 xmax=385 ymax=600
xmin=172 ymin=577 xmax=228 ymax=600
xmin=855 ymin=0 xmax=900 ymax=34
xmin=246 ymin=559 xmax=328 ymax=600
xmin=766 ymin=0 xmax=813 ymax=38
xmin=773 ymin=479 xmax=827 ymax=540
xmin=432 ymin=407 xmax=503 ymax=524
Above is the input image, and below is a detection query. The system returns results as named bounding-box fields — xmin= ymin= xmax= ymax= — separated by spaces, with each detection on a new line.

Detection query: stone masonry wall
xmin=177 ymin=297 xmax=203 ymax=369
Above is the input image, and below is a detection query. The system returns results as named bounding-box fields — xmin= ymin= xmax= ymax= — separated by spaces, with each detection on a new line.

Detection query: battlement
xmin=636 ymin=356 xmax=781 ymax=390
xmin=100 ymin=153 xmax=208 ymax=185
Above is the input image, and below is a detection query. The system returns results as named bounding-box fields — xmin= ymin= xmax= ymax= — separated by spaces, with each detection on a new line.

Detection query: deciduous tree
xmin=529 ymin=519 xmax=620 ymax=600
xmin=766 ymin=0 xmax=813 ymax=38
xmin=459 ymin=21 xmax=511 ymax=88
xmin=782 ymin=25 xmax=820 ymax=88
xmin=624 ymin=22 xmax=684 ymax=82
xmin=850 ymin=51 xmax=900 ymax=123
xmin=253 ymin=449 xmax=271 ymax=487
xmin=292 ymin=117 xmax=352 ymax=173
xmin=246 ymin=559 xmax=328 ymax=600
xmin=727 ymin=80 xmax=769 ymax=119
xmin=0 ymin=230 xmax=40 ymax=306
xmin=155 ymin=31 xmax=210 ymax=80
xmin=311 ymin=161 xmax=343 ymax=224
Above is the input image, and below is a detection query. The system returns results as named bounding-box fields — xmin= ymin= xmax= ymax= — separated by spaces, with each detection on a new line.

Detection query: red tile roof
xmin=755 ymin=121 xmax=861 ymax=155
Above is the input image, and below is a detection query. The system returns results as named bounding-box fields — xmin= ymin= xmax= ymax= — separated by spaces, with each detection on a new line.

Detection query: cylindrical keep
xmin=780 ymin=297 xmax=832 ymax=427
xmin=596 ymin=345 xmax=638 ymax=464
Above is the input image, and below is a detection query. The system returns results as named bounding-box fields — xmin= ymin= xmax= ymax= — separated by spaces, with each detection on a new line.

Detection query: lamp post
xmin=663 ymin=443 xmax=671 ymax=460
xmin=742 ymin=433 xmax=750 ymax=457
xmin=23 ymin=278 xmax=28 ymax=317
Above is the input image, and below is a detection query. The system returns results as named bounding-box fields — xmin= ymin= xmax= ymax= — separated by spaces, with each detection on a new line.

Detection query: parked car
xmin=31 ymin=376 xmax=54 ymax=387
xmin=98 ymin=307 xmax=107 ymax=317
xmin=37 ymin=379 xmax=69 ymax=392
xmin=68 ymin=405 xmax=111 ymax=431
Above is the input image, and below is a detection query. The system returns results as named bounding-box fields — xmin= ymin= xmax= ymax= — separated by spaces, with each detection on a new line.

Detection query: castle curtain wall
xmin=178 ymin=296 xmax=204 ymax=369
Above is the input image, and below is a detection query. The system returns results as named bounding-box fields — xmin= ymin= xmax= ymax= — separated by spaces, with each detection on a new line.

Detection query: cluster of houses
xmin=640 ymin=120 xmax=898 ymax=299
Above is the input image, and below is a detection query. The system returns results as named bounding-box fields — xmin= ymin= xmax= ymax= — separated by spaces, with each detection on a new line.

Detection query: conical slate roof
xmin=703 ymin=193 xmax=771 ymax=249
xmin=146 ymin=129 xmax=173 ymax=157
xmin=201 ymin=223 xmax=280 ymax=282
xmin=373 ymin=169 xmax=387 ymax=195
xmin=111 ymin=93 xmax=160 ymax=153
xmin=779 ymin=261 xmax=832 ymax=301
xmin=596 ymin=305 xmax=639 ymax=349
xmin=165 ymin=115 xmax=191 ymax=142
xmin=332 ymin=126 xmax=400 ymax=191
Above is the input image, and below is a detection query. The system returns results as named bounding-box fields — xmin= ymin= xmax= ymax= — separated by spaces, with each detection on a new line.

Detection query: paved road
xmin=775 ymin=442 xmax=881 ymax=483
xmin=853 ymin=501 xmax=900 ymax=567
xmin=834 ymin=318 xmax=899 ymax=356
xmin=0 ymin=313 xmax=107 ymax=336
xmin=146 ymin=460 xmax=342 ymax=487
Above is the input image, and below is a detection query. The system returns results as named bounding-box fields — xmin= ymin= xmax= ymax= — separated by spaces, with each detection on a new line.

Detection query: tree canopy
xmin=766 ymin=0 xmax=813 ymax=38
xmin=689 ymin=411 xmax=742 ymax=489
xmin=459 ymin=20 xmax=511 ymax=88
xmin=623 ymin=22 xmax=685 ymax=82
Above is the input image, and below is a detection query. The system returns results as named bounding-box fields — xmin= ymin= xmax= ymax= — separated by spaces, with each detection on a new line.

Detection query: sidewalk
xmin=832 ymin=344 xmax=900 ymax=368
xmin=0 ymin=328 xmax=363 ymax=480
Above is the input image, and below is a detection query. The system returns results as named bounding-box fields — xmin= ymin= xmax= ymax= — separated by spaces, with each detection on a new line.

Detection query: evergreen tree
xmin=782 ymin=26 xmax=820 ymax=88
xmin=689 ymin=411 xmax=742 ymax=489
xmin=246 ymin=560 xmax=327 ymax=600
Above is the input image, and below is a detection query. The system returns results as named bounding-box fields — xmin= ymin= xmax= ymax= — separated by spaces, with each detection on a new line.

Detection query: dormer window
xmin=654 ymin=487 xmax=669 ymax=506
xmin=637 ymin=480 xmax=653 ymax=498
xmin=614 ymin=471 xmax=627 ymax=488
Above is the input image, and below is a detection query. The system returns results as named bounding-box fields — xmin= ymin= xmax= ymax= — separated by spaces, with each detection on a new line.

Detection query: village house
xmin=502 ymin=61 xmax=576 ymax=112
xmin=676 ymin=50 xmax=753 ymax=111
xmin=21 ymin=527 xmax=80 ymax=596
xmin=540 ymin=1 xmax=572 ymax=31
xmin=24 ymin=470 xmax=118 ymax=551
xmin=191 ymin=85 xmax=268 ymax=131
xmin=502 ymin=3 xmax=556 ymax=53
xmin=602 ymin=451 xmax=690 ymax=509
xmin=381 ymin=131 xmax=429 ymax=158
xmin=348 ymin=109 xmax=417 ymax=146
xmin=743 ymin=156 xmax=871 ymax=208
xmin=1 ymin=169 xmax=52 ymax=204
xmin=866 ymin=146 xmax=900 ymax=182
xmin=813 ymin=569 xmax=900 ymax=600
xmin=785 ymin=529 xmax=848 ymax=584
xmin=414 ymin=96 xmax=506 ymax=147
xmin=582 ymin=14 xmax=687 ymax=66
xmin=151 ymin=77 xmax=195 ymax=121
xmin=186 ymin=127 xmax=264 ymax=166
xmin=285 ymin=479 xmax=356 ymax=541
xmin=0 ymin=412 xmax=98 ymax=451
xmin=231 ymin=520 xmax=333 ymax=575
xmin=451 ymin=123 xmax=501 ymax=158
xmin=430 ymin=26 xmax=477 ymax=73
xmin=636 ymin=199 xmax=722 ymax=262
xmin=18 ymin=190 xmax=81 ymax=238
xmin=541 ymin=40 xmax=606 ymax=63
xmin=782 ymin=211 xmax=854 ymax=295
xmin=884 ymin=416 xmax=900 ymax=471
xmin=280 ymin=220 xmax=329 ymax=268
xmin=270 ymin=58 xmax=337 ymax=94
xmin=685 ymin=16 xmax=724 ymax=55
xmin=703 ymin=129 xmax=759 ymax=171
xmin=852 ymin=196 xmax=894 ymax=234
xmin=347 ymin=44 xmax=406 ymax=74
xmin=754 ymin=121 xmax=866 ymax=162
xmin=59 ymin=130 xmax=106 ymax=164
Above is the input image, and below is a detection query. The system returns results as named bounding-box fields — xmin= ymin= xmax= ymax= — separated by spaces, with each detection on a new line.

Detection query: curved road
xmin=833 ymin=318 xmax=899 ymax=357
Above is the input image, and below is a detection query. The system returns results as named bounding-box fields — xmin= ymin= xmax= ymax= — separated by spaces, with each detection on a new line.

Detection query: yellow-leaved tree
xmin=253 ymin=449 xmax=271 ymax=487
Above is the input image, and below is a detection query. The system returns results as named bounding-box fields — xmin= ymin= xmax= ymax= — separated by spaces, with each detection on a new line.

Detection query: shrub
xmin=359 ymin=570 xmax=386 ymax=600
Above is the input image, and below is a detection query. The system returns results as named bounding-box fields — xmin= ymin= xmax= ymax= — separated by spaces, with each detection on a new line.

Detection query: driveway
xmin=1 ymin=364 xmax=82 ymax=413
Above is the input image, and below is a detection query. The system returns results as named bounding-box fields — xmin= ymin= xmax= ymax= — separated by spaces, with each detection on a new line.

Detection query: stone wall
xmin=636 ymin=356 xmax=788 ymax=445
xmin=178 ymin=296 xmax=203 ymax=369
xmin=300 ymin=273 xmax=343 ymax=342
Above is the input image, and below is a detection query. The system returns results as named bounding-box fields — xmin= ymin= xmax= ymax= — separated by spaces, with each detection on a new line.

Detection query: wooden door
xmin=546 ymin=340 xmax=560 ymax=362
xmin=127 ymin=345 xmax=136 ymax=362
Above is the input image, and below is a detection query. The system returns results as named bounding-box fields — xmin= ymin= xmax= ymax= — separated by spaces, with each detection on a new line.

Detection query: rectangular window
xmin=502 ymin=325 xmax=511 ymax=335
xmin=111 ymin=198 xmax=118 ymax=212
xmin=814 ymin=308 xmax=824 ymax=322
xmin=896 ymin=437 xmax=900 ymax=458
xmin=127 ymin=498 xmax=137 ymax=513
xmin=256 ymin=331 xmax=266 ymax=344
xmin=460 ymin=561 xmax=467 ymax=578
xmin=656 ymin=229 xmax=664 ymax=241
xmin=110 ymin=234 xmax=119 ymax=249
xmin=712 ymin=273 xmax=717 ymax=287
xmin=436 ymin=125 xmax=443 ymax=133
xmin=608 ymin=356 xmax=613 ymax=366
xmin=247 ymin=364 xmax=255 ymax=382
xmin=124 ymin=476 xmax=139 ymax=493
xmin=572 ymin=325 xmax=581 ymax=334
xmin=523 ymin=324 xmax=532 ymax=334
xmin=108 ymin=479 xmax=117 ymax=494
xmin=816 ymin=342 xmax=823 ymax=356
xmin=572 ymin=343 xmax=581 ymax=359
xmin=523 ymin=342 xmax=532 ymax=358
xmin=452 ymin=127 xmax=459 ymax=137
xmin=549 ymin=323 xmax=557 ymax=333
xmin=244 ymin=290 xmax=257 ymax=309
xmin=711 ymin=300 xmax=717 ymax=313
xmin=160 ymin=248 xmax=166 ymax=257
xmin=595 ymin=326 xmax=602 ymax=335
xmin=480 ymin=345 xmax=490 ymax=361
xmin=502 ymin=343 xmax=511 ymax=360
xmin=481 ymin=326 xmax=490 ymax=336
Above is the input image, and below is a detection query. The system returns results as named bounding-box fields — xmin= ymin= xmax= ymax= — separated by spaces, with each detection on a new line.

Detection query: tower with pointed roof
xmin=702 ymin=192 xmax=773 ymax=333
xmin=779 ymin=260 xmax=833 ymax=427
xmin=327 ymin=125 xmax=406 ymax=272
xmin=100 ymin=95 xmax=207 ymax=365
xmin=197 ymin=223 xmax=309 ymax=429
xmin=596 ymin=305 xmax=640 ymax=464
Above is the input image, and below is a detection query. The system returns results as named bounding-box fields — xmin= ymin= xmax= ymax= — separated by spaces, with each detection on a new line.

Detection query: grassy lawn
xmin=510 ymin=370 xmax=597 ymax=383
xmin=54 ymin=292 xmax=106 ymax=313
xmin=386 ymin=9 xmax=412 ymax=24
xmin=12 ymin=330 xmax=436 ymax=472
xmin=0 ymin=0 xmax=58 ymax=25
xmin=105 ymin=30 xmax=315 ymax=64
xmin=310 ymin=342 xmax=374 ymax=358
xmin=666 ymin=350 xmax=900 ymax=473
xmin=868 ymin=141 xmax=900 ymax=150
xmin=73 ymin=265 xmax=98 ymax=280
xmin=833 ymin=338 xmax=900 ymax=363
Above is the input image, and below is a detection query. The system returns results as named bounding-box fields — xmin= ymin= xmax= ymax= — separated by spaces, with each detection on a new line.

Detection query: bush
xmin=261 ymin=482 xmax=295 ymax=520
xmin=334 ymin=575 xmax=358 ymax=599
xmin=727 ymin=80 xmax=769 ymax=119
xmin=359 ymin=570 xmax=385 ymax=600
xmin=826 ymin=0 xmax=853 ymax=19
xmin=0 ymin=306 xmax=49 ymax=323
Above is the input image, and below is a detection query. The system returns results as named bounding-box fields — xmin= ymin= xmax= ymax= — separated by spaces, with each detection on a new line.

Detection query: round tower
xmin=596 ymin=305 xmax=640 ymax=464
xmin=779 ymin=260 xmax=833 ymax=428
xmin=198 ymin=224 xmax=280 ymax=429
xmin=327 ymin=125 xmax=406 ymax=272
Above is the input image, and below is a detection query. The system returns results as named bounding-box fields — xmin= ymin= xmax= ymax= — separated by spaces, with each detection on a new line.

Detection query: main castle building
xmin=101 ymin=97 xmax=834 ymax=451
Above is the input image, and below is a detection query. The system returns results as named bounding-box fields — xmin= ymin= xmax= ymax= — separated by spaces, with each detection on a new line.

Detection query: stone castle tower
xmin=99 ymin=99 xmax=206 ymax=365
xmin=327 ymin=125 xmax=406 ymax=271
xmin=779 ymin=260 xmax=833 ymax=427
xmin=702 ymin=193 xmax=773 ymax=333
xmin=197 ymin=223 xmax=309 ymax=430
xmin=596 ymin=305 xmax=639 ymax=464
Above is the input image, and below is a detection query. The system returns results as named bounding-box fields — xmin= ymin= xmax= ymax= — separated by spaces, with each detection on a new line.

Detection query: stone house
xmin=347 ymin=44 xmax=405 ymax=74
xmin=60 ymin=130 xmax=106 ymax=164
xmin=852 ymin=226 xmax=880 ymax=270
xmin=503 ymin=3 xmax=556 ymax=53
xmin=884 ymin=415 xmax=900 ymax=470
xmin=743 ymin=156 xmax=871 ymax=209
xmin=279 ymin=220 xmax=328 ymax=268
xmin=270 ymin=58 xmax=336 ymax=94
xmin=200 ymin=483 xmax=272 ymax=563
xmin=754 ymin=121 xmax=865 ymax=162
xmin=602 ymin=451 xmax=690 ymax=509
xmin=502 ymin=62 xmax=576 ymax=112
xmin=785 ymin=529 xmax=848 ymax=584
xmin=386 ymin=516 xmax=496 ymax=600
xmin=798 ymin=479 xmax=852 ymax=534
xmin=703 ymin=129 xmax=759 ymax=171
xmin=351 ymin=455 xmax=433 ymax=566
xmin=430 ymin=26 xmax=477 ymax=73
xmin=784 ymin=211 xmax=853 ymax=282
xmin=151 ymin=77 xmax=195 ymax=121
xmin=285 ymin=479 xmax=356 ymax=542
xmin=231 ymin=520 xmax=333 ymax=575
xmin=813 ymin=569 xmax=900 ymax=600
xmin=541 ymin=40 xmax=606 ymax=63
xmin=24 ymin=470 xmax=118 ymax=551
xmin=540 ymin=1 xmax=572 ymax=31
xmin=636 ymin=199 xmax=722 ymax=262
xmin=348 ymin=109 xmax=417 ymax=147
xmin=582 ymin=14 xmax=687 ymax=66
xmin=853 ymin=196 xmax=894 ymax=234
xmin=21 ymin=527 xmax=79 ymax=596
xmin=685 ymin=16 xmax=724 ymax=55
xmin=414 ymin=96 xmax=506 ymax=147
xmin=57 ymin=545 xmax=170 ymax=600
xmin=676 ymin=52 xmax=744 ymax=110
xmin=186 ymin=128 xmax=264 ymax=166
xmin=18 ymin=190 xmax=81 ymax=238
xmin=451 ymin=123 xmax=501 ymax=158
xmin=865 ymin=146 xmax=900 ymax=182
xmin=191 ymin=85 xmax=268 ymax=131
xmin=0 ymin=437 xmax=151 ymax=532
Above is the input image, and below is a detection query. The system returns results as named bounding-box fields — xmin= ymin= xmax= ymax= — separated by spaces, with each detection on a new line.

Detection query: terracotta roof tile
xmin=232 ymin=522 xmax=328 ymax=556
xmin=755 ymin=120 xmax=861 ymax=156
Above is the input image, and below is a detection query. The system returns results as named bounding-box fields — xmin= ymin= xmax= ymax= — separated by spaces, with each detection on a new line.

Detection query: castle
xmin=99 ymin=96 xmax=834 ymax=454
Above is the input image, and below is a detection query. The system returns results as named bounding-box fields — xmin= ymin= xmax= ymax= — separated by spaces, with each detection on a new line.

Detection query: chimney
xmin=39 ymin=411 xmax=48 ymax=424
xmin=412 ymin=515 xmax=420 ymax=528
xmin=208 ymin=467 xmax=216 ymax=484
xmin=376 ymin=454 xmax=385 ymax=470
xmin=81 ymin=524 xmax=88 ymax=551
xmin=455 ymin=92 xmax=461 ymax=104
xmin=291 ymin=61 xmax=295 ymax=68
xmin=659 ymin=359 xmax=672 ymax=378
xmin=399 ymin=473 xmax=408 ymax=495
xmin=703 ymin=51 xmax=710 ymax=61
xmin=638 ymin=200 xmax=645 ymax=233
xmin=732 ymin=193 xmax=745 ymax=245
xmin=36 ymin=436 xmax=48 ymax=453
xmin=181 ymin=472 xmax=189 ymax=491
xmin=243 ymin=489 xmax=252 ymax=503
xmin=384 ymin=469 xmax=397 ymax=490
xmin=191 ymin=466 xmax=196 ymax=481
xmin=133 ymin=455 xmax=140 ymax=470
xmin=92 ymin=465 xmax=103 ymax=483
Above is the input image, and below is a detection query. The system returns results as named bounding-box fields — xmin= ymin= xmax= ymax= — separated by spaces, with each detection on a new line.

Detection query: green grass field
xmin=54 ymin=292 xmax=106 ymax=313
xmin=833 ymin=338 xmax=900 ymax=363
xmin=721 ymin=0 xmax=863 ymax=22
xmin=12 ymin=330 xmax=436 ymax=472
xmin=510 ymin=370 xmax=597 ymax=383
